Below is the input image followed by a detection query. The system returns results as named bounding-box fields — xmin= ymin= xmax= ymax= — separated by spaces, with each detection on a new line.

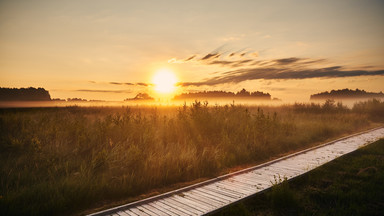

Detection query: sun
xmin=152 ymin=68 xmax=178 ymax=94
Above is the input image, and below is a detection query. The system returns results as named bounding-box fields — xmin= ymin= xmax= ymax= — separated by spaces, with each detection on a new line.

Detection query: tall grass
xmin=0 ymin=100 xmax=382 ymax=215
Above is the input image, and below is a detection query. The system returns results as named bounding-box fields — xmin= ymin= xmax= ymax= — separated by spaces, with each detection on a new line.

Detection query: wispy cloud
xmin=178 ymin=67 xmax=384 ymax=87
xmin=109 ymin=82 xmax=135 ymax=85
xmin=185 ymin=55 xmax=196 ymax=61
xmin=168 ymin=45 xmax=259 ymax=66
xmin=201 ymin=53 xmax=221 ymax=61
xmin=76 ymin=89 xmax=132 ymax=93
xmin=136 ymin=82 xmax=150 ymax=86
xmin=273 ymin=57 xmax=302 ymax=65
xmin=90 ymin=81 xmax=150 ymax=86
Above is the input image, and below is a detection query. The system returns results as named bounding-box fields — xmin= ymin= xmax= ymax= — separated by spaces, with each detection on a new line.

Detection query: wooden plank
xmin=157 ymin=199 xmax=196 ymax=216
xmin=213 ymin=181 xmax=255 ymax=195
xmin=232 ymin=176 xmax=268 ymax=189
xmin=161 ymin=197 xmax=203 ymax=215
xmin=273 ymin=159 xmax=307 ymax=168
xmin=224 ymin=177 xmax=259 ymax=188
xmin=268 ymin=165 xmax=301 ymax=174
xmin=163 ymin=197 xmax=204 ymax=215
xmin=236 ymin=172 xmax=272 ymax=183
xmin=194 ymin=188 xmax=237 ymax=202
xmin=190 ymin=189 xmax=230 ymax=204
xmin=251 ymin=173 xmax=277 ymax=181
xmin=182 ymin=192 xmax=223 ymax=208
xmin=136 ymin=206 xmax=160 ymax=216
xmin=227 ymin=178 xmax=258 ymax=187
xmin=184 ymin=191 xmax=225 ymax=206
xmin=211 ymin=180 xmax=255 ymax=195
xmin=129 ymin=207 xmax=151 ymax=216
xmin=146 ymin=203 xmax=179 ymax=216
xmin=151 ymin=201 xmax=190 ymax=216
xmin=116 ymin=211 xmax=131 ymax=216
xmin=124 ymin=210 xmax=140 ymax=216
xmin=225 ymin=178 xmax=262 ymax=191
xmin=213 ymin=182 xmax=254 ymax=196
xmin=202 ymin=184 xmax=243 ymax=199
xmin=216 ymin=179 xmax=256 ymax=193
xmin=262 ymin=168 xmax=293 ymax=178
xmin=171 ymin=195 xmax=212 ymax=212
xmin=203 ymin=184 xmax=245 ymax=198
xmin=210 ymin=181 xmax=253 ymax=195
xmin=142 ymin=204 xmax=169 ymax=216
xmin=267 ymin=167 xmax=300 ymax=177
xmin=178 ymin=193 xmax=220 ymax=210
xmin=231 ymin=176 xmax=269 ymax=189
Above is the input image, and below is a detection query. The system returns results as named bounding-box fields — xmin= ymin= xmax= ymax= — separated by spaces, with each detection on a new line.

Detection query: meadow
xmin=0 ymin=99 xmax=383 ymax=215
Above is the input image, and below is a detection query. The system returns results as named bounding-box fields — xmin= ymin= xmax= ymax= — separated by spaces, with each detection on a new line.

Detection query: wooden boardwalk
xmin=89 ymin=127 xmax=384 ymax=216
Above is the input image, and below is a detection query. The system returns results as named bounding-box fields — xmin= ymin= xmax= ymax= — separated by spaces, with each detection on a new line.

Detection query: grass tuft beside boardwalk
xmin=0 ymin=99 xmax=383 ymax=215
xmin=214 ymin=139 xmax=384 ymax=216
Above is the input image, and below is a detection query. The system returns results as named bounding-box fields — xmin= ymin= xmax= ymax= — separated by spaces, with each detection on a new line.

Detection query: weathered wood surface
xmin=89 ymin=127 xmax=384 ymax=216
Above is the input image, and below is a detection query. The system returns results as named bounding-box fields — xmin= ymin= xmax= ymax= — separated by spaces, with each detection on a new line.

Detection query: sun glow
xmin=152 ymin=68 xmax=178 ymax=94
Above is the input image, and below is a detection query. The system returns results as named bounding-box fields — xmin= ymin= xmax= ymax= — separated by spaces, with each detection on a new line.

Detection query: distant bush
xmin=352 ymin=99 xmax=384 ymax=121
xmin=292 ymin=99 xmax=348 ymax=114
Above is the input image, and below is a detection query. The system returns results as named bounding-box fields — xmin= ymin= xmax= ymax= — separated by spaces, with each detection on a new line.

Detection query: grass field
xmin=0 ymin=99 xmax=383 ymax=215
xmin=214 ymin=138 xmax=384 ymax=216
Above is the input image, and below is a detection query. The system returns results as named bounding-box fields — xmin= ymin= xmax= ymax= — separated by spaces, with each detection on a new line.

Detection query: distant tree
xmin=67 ymin=98 xmax=87 ymax=102
xmin=125 ymin=93 xmax=154 ymax=101
xmin=0 ymin=87 xmax=51 ymax=101
xmin=173 ymin=89 xmax=271 ymax=100
xmin=310 ymin=88 xmax=384 ymax=100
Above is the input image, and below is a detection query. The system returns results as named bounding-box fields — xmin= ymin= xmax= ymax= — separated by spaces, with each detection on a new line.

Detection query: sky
xmin=1 ymin=0 xmax=383 ymax=101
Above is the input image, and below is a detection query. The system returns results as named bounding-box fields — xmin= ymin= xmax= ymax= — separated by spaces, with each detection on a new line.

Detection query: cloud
xmin=178 ymin=66 xmax=384 ymax=86
xmin=201 ymin=53 xmax=221 ymax=61
xmin=76 ymin=89 xmax=131 ymax=93
xmin=109 ymin=82 xmax=136 ymax=86
xmin=273 ymin=57 xmax=302 ymax=65
xmin=90 ymin=81 xmax=148 ymax=86
xmin=109 ymin=82 xmax=122 ymax=85
xmin=136 ymin=82 xmax=149 ymax=86
xmin=207 ymin=59 xmax=251 ymax=67
xmin=168 ymin=45 xmax=259 ymax=66
xmin=185 ymin=55 xmax=196 ymax=61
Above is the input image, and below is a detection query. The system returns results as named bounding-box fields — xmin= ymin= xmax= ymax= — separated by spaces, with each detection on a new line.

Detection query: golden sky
xmin=0 ymin=0 xmax=383 ymax=101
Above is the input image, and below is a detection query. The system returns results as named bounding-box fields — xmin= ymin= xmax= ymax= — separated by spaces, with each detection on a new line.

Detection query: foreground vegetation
xmin=0 ymin=99 xmax=383 ymax=215
xmin=215 ymin=138 xmax=384 ymax=216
